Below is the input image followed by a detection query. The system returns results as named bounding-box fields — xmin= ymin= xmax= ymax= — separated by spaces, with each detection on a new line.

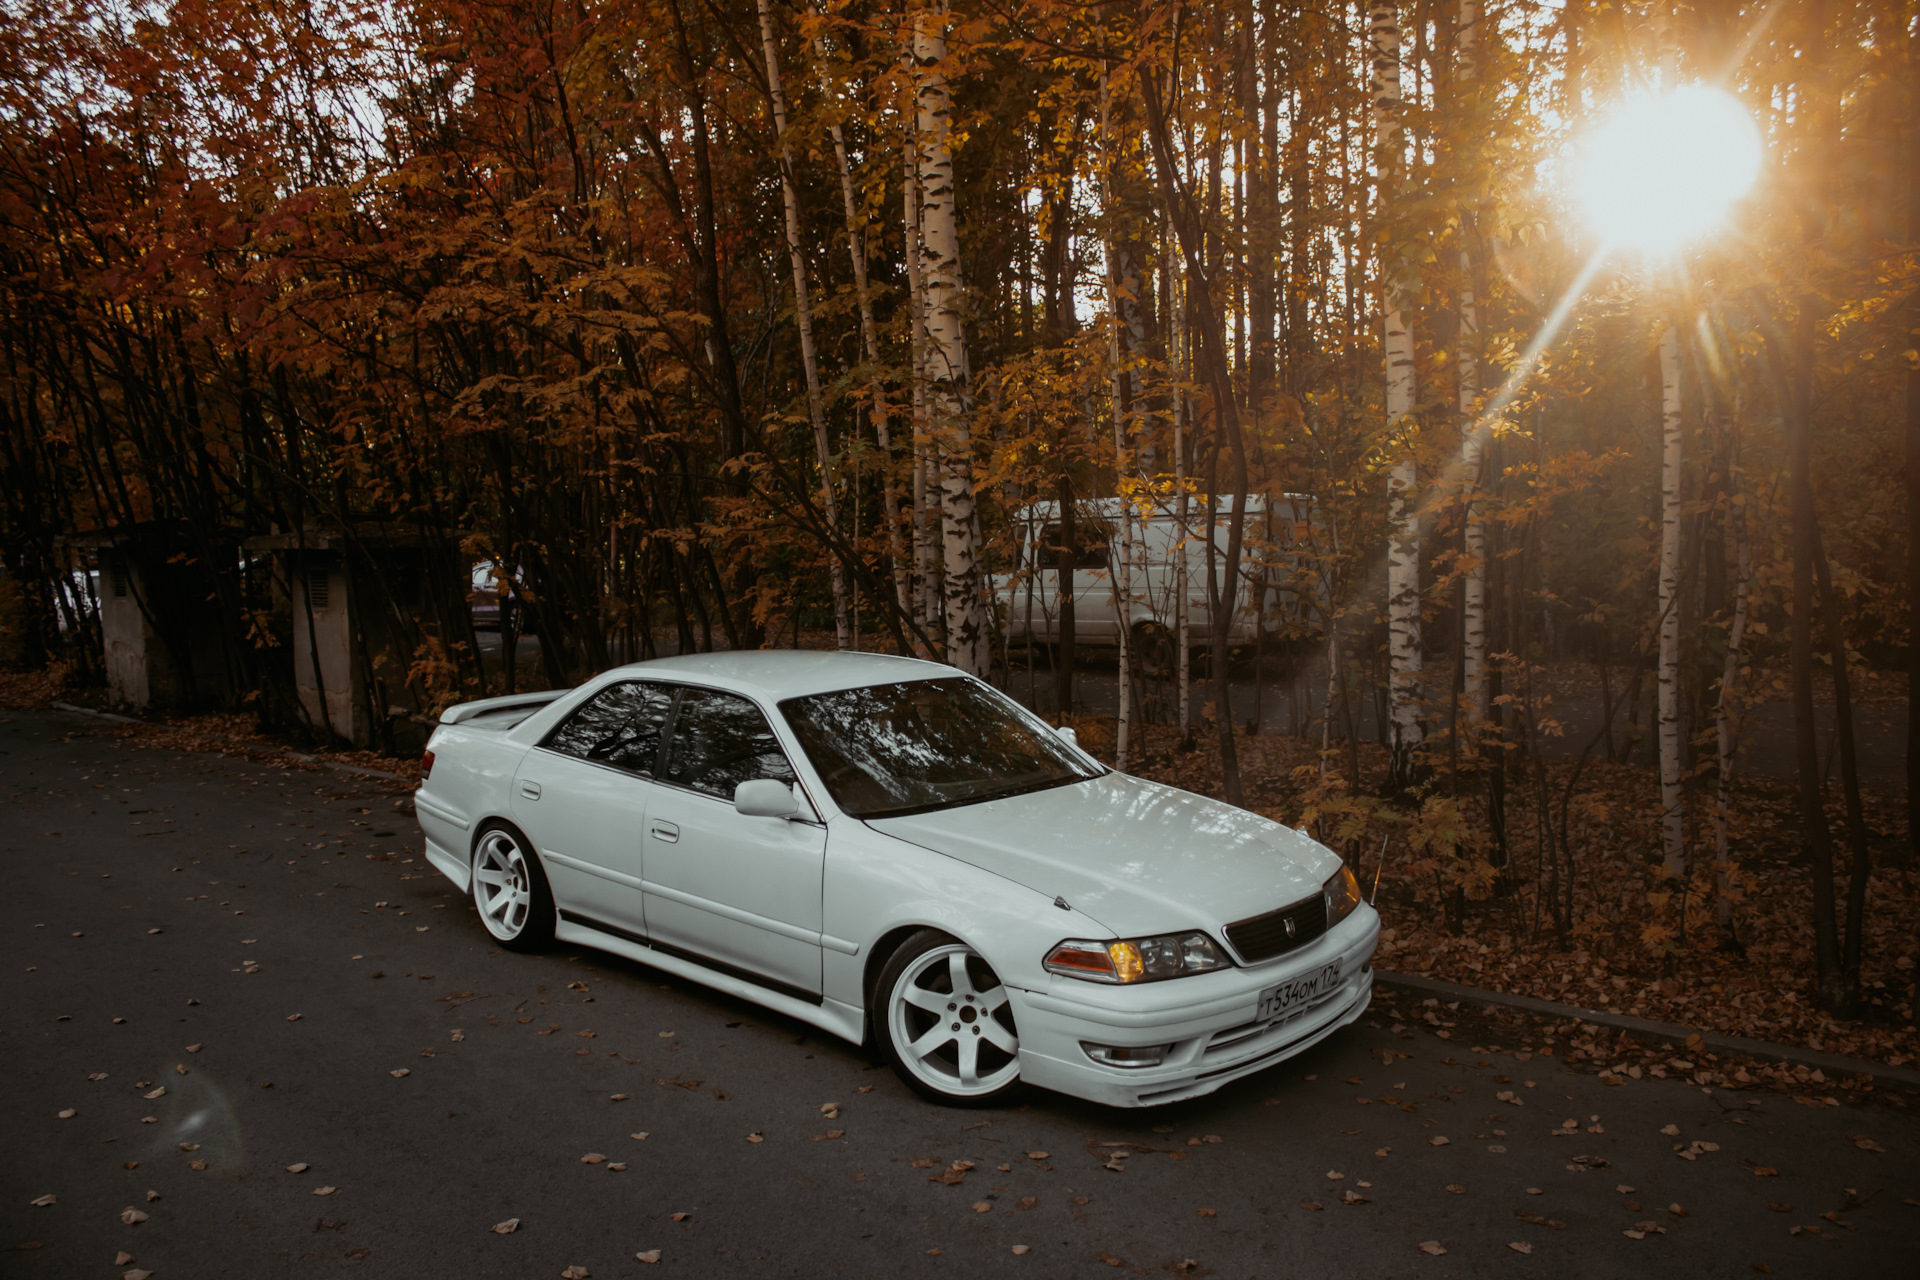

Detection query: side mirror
xmin=1054 ymin=725 xmax=1080 ymax=748
xmin=734 ymin=778 xmax=800 ymax=819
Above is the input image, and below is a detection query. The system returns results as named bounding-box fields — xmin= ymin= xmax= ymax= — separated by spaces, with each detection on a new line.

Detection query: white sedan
xmin=413 ymin=651 xmax=1378 ymax=1107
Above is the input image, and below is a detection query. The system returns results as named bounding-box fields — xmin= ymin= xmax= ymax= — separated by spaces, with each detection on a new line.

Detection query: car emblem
xmin=1284 ymin=917 xmax=1297 ymax=939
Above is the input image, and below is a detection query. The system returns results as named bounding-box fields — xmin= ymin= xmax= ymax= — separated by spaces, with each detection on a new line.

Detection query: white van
xmin=994 ymin=494 xmax=1321 ymax=670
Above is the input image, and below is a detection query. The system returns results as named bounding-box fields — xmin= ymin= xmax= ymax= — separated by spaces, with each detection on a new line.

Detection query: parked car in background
xmin=994 ymin=495 xmax=1323 ymax=673
xmin=413 ymin=651 xmax=1378 ymax=1108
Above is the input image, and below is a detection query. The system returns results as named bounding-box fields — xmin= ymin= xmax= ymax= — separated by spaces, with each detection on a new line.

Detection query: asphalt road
xmin=6 ymin=706 xmax=1917 ymax=1278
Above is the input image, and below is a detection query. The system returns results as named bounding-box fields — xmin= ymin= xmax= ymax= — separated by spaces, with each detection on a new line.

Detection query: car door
xmin=642 ymin=686 xmax=825 ymax=998
xmin=511 ymin=680 xmax=674 ymax=939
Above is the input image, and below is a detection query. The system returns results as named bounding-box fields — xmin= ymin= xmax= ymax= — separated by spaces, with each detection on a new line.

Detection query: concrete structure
xmin=62 ymin=528 xmax=238 ymax=712
xmin=246 ymin=524 xmax=468 ymax=750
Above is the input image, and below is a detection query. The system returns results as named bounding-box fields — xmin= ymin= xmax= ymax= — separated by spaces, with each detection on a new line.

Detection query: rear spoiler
xmin=439 ymin=688 xmax=570 ymax=726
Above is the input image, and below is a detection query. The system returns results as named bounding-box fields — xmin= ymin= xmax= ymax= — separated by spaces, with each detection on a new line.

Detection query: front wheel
xmin=471 ymin=822 xmax=555 ymax=951
xmin=875 ymin=931 xmax=1022 ymax=1106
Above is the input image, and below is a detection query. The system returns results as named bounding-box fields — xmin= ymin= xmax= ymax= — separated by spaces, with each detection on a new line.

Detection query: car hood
xmin=866 ymin=772 xmax=1339 ymax=938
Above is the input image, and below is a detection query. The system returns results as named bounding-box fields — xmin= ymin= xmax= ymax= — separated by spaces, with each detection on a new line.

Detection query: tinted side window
xmin=543 ymin=682 xmax=674 ymax=774
xmin=662 ymin=688 xmax=795 ymax=799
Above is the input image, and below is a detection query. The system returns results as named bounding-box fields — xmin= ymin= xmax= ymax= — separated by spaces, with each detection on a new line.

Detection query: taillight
xmin=419 ymin=749 xmax=435 ymax=781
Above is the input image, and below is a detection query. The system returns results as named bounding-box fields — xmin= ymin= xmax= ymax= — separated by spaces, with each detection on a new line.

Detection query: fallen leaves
xmin=30 ymin=1195 xmax=56 ymax=1207
xmin=285 ymin=1162 xmax=309 ymax=1174
xmin=560 ymin=1267 xmax=589 ymax=1279
xmin=143 ymin=1087 xmax=165 ymax=1100
xmin=1339 ymin=1190 xmax=1371 ymax=1206
xmin=312 ymin=1186 xmax=338 ymax=1197
xmin=609 ymin=1094 xmax=629 ymax=1102
xmin=120 ymin=1207 xmax=149 ymax=1225
xmin=972 ymin=1201 xmax=993 ymax=1214
xmin=1010 ymin=1245 xmax=1031 ymax=1255
xmin=1417 ymin=1241 xmax=1447 ymax=1256
xmin=1514 ymin=1212 xmax=1567 ymax=1230
xmin=56 ymin=1108 xmax=75 ymax=1119
xmin=1026 ymin=1150 xmax=1049 ymax=1160
xmin=636 ymin=1250 xmax=661 ymax=1264
xmin=117 ymin=1252 xmax=134 ymax=1265
xmin=1508 ymin=1242 xmax=1534 ymax=1255
xmin=810 ymin=1130 xmax=845 ymax=1142
xmin=389 ymin=1069 xmax=410 ymax=1078
xmin=820 ymin=1102 xmax=842 ymax=1119
xmin=580 ymin=1153 xmax=607 ymax=1165
xmin=928 ymin=1160 xmax=975 ymax=1186
xmin=1300 ymin=1200 xmax=1324 ymax=1211
xmin=1675 ymin=1141 xmax=1720 ymax=1161
xmin=1427 ymin=1136 xmax=1450 ymax=1147
xmin=1850 ymin=1134 xmax=1887 ymax=1153
xmin=490 ymin=1218 xmax=520 ymax=1235
xmin=745 ymin=1132 xmax=764 ymax=1144
xmin=653 ymin=1077 xmax=701 ymax=1091
xmin=1018 ymin=1197 xmax=1038 ymax=1211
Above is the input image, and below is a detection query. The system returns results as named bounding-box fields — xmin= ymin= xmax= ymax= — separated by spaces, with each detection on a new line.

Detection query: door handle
xmin=649 ymin=820 xmax=679 ymax=843
xmin=519 ymin=780 xmax=542 ymax=800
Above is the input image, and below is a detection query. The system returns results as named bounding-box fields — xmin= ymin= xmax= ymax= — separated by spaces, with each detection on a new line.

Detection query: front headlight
xmin=1324 ymin=862 xmax=1364 ymax=925
xmin=1044 ymin=932 xmax=1231 ymax=984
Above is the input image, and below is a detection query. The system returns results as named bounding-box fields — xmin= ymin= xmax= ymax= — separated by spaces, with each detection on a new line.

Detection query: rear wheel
xmin=471 ymin=822 xmax=555 ymax=950
xmin=875 ymin=931 xmax=1022 ymax=1106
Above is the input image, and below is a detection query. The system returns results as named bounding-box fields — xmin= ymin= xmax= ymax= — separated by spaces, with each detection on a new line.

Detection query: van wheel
xmin=1132 ymin=622 xmax=1174 ymax=680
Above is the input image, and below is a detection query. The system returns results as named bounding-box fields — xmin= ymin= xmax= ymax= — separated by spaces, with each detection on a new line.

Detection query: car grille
xmin=1224 ymin=894 xmax=1327 ymax=963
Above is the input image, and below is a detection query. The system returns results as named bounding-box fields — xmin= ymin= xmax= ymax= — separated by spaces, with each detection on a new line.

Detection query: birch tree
xmin=1656 ymin=322 xmax=1686 ymax=879
xmin=1373 ymin=0 xmax=1423 ymax=789
xmin=757 ymin=0 xmax=849 ymax=649
xmin=911 ymin=0 xmax=989 ymax=677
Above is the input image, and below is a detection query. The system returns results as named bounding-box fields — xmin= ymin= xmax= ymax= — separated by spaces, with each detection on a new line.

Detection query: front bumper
xmin=1008 ymin=905 xmax=1379 ymax=1107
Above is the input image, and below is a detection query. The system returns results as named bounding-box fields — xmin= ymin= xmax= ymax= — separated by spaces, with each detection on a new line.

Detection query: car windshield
xmin=779 ymin=677 xmax=1103 ymax=818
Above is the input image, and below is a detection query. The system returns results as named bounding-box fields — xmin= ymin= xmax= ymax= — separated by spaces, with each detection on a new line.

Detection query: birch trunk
xmin=1456 ymin=0 xmax=1488 ymax=736
xmin=817 ymin=34 xmax=911 ymax=624
xmin=756 ymin=0 xmax=848 ymax=650
xmin=1657 ymin=324 xmax=1687 ymax=879
xmin=1100 ymin=64 xmax=1132 ymax=771
xmin=911 ymin=3 xmax=989 ymax=677
xmin=1373 ymin=1 xmax=1423 ymax=788
xmin=903 ymin=112 xmax=941 ymax=652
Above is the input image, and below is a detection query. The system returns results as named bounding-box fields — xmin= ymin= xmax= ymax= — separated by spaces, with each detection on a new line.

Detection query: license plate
xmin=1258 ymin=962 xmax=1342 ymax=1022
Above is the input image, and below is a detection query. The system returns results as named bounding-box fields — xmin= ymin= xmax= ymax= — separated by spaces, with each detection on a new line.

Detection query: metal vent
xmin=1223 ymin=894 xmax=1328 ymax=964
xmin=307 ymin=568 xmax=331 ymax=611
xmin=109 ymin=565 xmax=127 ymax=598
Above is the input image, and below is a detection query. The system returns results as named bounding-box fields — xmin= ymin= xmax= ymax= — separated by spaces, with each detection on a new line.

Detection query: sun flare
xmin=1575 ymin=85 xmax=1764 ymax=253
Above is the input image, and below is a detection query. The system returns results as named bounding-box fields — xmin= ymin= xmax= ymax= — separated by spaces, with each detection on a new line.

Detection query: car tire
xmin=874 ymin=930 xmax=1022 ymax=1107
xmin=470 ymin=821 xmax=555 ymax=951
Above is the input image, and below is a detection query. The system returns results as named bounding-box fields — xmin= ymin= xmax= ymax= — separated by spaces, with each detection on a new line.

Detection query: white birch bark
xmin=1657 ymin=323 xmax=1687 ymax=878
xmin=817 ymin=32 xmax=911 ymax=624
xmin=757 ymin=0 xmax=848 ymax=650
xmin=912 ymin=2 xmax=988 ymax=677
xmin=903 ymin=111 xmax=940 ymax=652
xmin=1373 ymin=1 xmax=1422 ymax=782
xmin=1456 ymin=0 xmax=1488 ymax=735
xmin=1101 ymin=64 xmax=1132 ymax=770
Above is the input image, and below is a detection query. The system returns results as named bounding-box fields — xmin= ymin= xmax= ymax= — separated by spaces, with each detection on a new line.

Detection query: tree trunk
xmin=1456 ymin=0 xmax=1488 ymax=737
xmin=1374 ymin=1 xmax=1423 ymax=791
xmin=756 ymin=0 xmax=849 ymax=650
xmin=1657 ymin=324 xmax=1687 ymax=880
xmin=1812 ymin=532 xmax=1872 ymax=998
xmin=1714 ymin=466 xmax=1751 ymax=931
xmin=903 ymin=112 xmax=941 ymax=653
xmin=1101 ymin=64 xmax=1133 ymax=771
xmin=1168 ymin=224 xmax=1193 ymax=746
xmin=1907 ymin=24 xmax=1919 ymax=862
xmin=1141 ymin=63 xmax=1249 ymax=806
xmin=912 ymin=3 xmax=989 ymax=677
xmin=818 ymin=37 xmax=910 ymax=625
xmin=1056 ymin=476 xmax=1076 ymax=720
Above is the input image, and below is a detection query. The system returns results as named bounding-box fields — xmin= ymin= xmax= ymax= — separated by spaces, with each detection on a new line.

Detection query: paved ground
xmin=6 ymin=706 xmax=1917 ymax=1278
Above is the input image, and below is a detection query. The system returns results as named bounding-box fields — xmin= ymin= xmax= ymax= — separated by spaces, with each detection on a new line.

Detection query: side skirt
xmin=553 ymin=915 xmax=866 ymax=1047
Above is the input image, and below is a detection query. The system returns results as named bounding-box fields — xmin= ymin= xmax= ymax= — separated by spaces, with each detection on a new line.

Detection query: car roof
xmin=600 ymin=650 xmax=958 ymax=702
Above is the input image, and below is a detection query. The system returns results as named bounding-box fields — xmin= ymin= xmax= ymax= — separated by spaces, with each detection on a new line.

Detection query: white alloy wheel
xmin=884 ymin=941 xmax=1020 ymax=1102
xmin=471 ymin=825 xmax=552 ymax=949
